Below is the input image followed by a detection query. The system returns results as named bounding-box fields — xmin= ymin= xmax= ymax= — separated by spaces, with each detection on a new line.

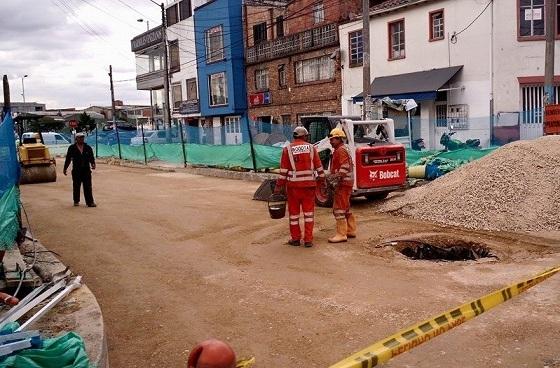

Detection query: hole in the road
xmin=385 ymin=236 xmax=496 ymax=261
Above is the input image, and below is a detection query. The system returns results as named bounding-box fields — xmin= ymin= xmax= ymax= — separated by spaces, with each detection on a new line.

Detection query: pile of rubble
xmin=380 ymin=135 xmax=560 ymax=232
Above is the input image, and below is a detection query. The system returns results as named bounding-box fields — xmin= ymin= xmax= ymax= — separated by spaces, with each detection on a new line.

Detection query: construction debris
xmin=379 ymin=135 xmax=560 ymax=232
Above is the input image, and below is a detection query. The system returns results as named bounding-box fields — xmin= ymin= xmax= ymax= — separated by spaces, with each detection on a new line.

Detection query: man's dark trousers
xmin=72 ymin=169 xmax=94 ymax=205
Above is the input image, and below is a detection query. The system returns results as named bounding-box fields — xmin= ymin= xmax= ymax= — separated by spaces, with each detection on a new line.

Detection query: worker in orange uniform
xmin=275 ymin=126 xmax=325 ymax=247
xmin=327 ymin=128 xmax=356 ymax=243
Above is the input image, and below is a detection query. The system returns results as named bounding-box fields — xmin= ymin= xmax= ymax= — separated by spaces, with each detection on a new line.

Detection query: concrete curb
xmin=97 ymin=158 xmax=279 ymax=182
xmin=19 ymin=239 xmax=109 ymax=368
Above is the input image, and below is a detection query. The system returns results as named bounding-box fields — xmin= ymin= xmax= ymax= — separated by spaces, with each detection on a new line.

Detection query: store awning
xmin=353 ymin=65 xmax=463 ymax=102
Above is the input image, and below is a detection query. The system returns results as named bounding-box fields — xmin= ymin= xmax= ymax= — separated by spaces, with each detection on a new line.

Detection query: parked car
xmin=22 ymin=132 xmax=71 ymax=145
xmin=130 ymin=130 xmax=186 ymax=146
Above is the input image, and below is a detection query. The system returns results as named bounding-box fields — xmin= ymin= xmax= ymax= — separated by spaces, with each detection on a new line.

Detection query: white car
xmin=130 ymin=130 xmax=185 ymax=145
xmin=22 ymin=132 xmax=71 ymax=145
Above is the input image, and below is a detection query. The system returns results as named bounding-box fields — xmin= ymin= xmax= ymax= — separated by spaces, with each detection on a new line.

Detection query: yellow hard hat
xmin=329 ymin=128 xmax=346 ymax=139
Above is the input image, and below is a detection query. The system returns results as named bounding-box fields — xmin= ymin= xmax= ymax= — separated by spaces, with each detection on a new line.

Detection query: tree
xmin=78 ymin=112 xmax=96 ymax=132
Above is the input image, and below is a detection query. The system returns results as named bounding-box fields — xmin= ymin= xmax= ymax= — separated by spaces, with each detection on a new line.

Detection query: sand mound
xmin=380 ymin=136 xmax=560 ymax=232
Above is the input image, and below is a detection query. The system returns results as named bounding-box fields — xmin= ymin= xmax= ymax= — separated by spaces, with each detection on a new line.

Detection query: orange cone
xmin=187 ymin=339 xmax=236 ymax=368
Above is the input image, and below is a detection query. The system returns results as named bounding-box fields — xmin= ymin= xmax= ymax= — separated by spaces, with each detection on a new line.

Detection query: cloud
xmin=0 ymin=0 xmax=160 ymax=108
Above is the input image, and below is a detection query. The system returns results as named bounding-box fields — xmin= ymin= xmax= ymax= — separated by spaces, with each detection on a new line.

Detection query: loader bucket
xmin=253 ymin=179 xmax=277 ymax=201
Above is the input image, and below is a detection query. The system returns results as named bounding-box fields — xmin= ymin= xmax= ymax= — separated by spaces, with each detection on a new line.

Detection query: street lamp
xmin=137 ymin=18 xmax=150 ymax=31
xmin=21 ymin=75 xmax=28 ymax=103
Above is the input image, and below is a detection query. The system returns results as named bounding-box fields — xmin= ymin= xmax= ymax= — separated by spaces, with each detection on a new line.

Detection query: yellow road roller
xmin=18 ymin=132 xmax=57 ymax=185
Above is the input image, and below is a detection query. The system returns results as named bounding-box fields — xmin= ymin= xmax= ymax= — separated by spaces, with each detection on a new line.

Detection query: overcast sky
xmin=0 ymin=0 xmax=162 ymax=109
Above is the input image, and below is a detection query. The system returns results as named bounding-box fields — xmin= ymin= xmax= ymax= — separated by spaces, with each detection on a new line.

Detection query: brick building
xmin=244 ymin=0 xmax=362 ymax=126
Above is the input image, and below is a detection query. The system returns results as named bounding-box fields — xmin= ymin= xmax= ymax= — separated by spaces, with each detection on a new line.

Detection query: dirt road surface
xmin=20 ymin=162 xmax=560 ymax=368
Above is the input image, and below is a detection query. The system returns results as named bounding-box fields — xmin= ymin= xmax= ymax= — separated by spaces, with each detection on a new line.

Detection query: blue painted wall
xmin=194 ymin=0 xmax=247 ymax=117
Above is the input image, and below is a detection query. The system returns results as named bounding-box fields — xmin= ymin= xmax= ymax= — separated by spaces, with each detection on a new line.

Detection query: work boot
xmin=87 ymin=203 xmax=97 ymax=208
xmin=304 ymin=242 xmax=313 ymax=248
xmin=287 ymin=239 xmax=301 ymax=247
xmin=73 ymin=202 xmax=79 ymax=207
xmin=346 ymin=213 xmax=357 ymax=238
xmin=328 ymin=219 xmax=348 ymax=243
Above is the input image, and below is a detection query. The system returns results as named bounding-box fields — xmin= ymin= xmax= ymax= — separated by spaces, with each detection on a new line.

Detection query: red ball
xmin=187 ymin=339 xmax=236 ymax=368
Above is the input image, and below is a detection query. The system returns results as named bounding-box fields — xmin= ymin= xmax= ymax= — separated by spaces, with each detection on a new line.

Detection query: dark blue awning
xmin=353 ymin=66 xmax=463 ymax=103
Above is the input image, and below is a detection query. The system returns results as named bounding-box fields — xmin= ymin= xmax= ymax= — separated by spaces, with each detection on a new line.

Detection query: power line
xmin=450 ymin=0 xmax=493 ymax=44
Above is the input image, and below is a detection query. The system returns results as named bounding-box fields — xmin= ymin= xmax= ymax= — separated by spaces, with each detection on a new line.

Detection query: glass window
xmin=295 ymin=56 xmax=334 ymax=84
xmin=430 ymin=10 xmax=444 ymax=41
xmin=179 ymin=0 xmax=191 ymax=21
xmin=389 ymin=19 xmax=405 ymax=60
xmin=172 ymin=84 xmax=182 ymax=110
xmin=169 ymin=40 xmax=180 ymax=72
xmin=209 ymin=72 xmax=228 ymax=106
xmin=166 ymin=5 xmax=178 ymax=27
xmin=205 ymin=26 xmax=225 ymax=63
xmin=519 ymin=0 xmax=545 ymax=37
xmin=278 ymin=64 xmax=286 ymax=87
xmin=253 ymin=22 xmax=267 ymax=44
xmin=225 ymin=116 xmax=241 ymax=133
xmin=186 ymin=78 xmax=198 ymax=100
xmin=313 ymin=2 xmax=325 ymax=24
xmin=349 ymin=30 xmax=363 ymax=66
xmin=255 ymin=68 xmax=269 ymax=90
xmin=276 ymin=16 xmax=284 ymax=38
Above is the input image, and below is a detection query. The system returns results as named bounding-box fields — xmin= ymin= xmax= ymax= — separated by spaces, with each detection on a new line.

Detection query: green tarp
xmin=93 ymin=143 xmax=283 ymax=169
xmin=91 ymin=143 xmax=497 ymax=171
xmin=0 ymin=186 xmax=20 ymax=251
xmin=0 ymin=323 xmax=91 ymax=368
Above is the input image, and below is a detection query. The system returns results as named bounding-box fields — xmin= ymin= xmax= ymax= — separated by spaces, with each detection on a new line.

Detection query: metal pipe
xmin=17 ymin=276 xmax=82 ymax=332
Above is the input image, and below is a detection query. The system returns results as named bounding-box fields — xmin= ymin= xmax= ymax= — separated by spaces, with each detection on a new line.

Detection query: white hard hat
xmin=293 ymin=126 xmax=309 ymax=137
xmin=75 ymin=132 xmax=85 ymax=138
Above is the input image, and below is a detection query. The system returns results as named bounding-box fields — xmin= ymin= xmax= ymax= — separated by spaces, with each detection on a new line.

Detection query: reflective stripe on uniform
xmin=290 ymin=221 xmax=299 ymax=225
xmin=288 ymin=176 xmax=316 ymax=182
xmin=287 ymin=170 xmax=314 ymax=176
xmin=304 ymin=218 xmax=314 ymax=223
xmin=289 ymin=215 xmax=300 ymax=220
xmin=303 ymin=212 xmax=314 ymax=217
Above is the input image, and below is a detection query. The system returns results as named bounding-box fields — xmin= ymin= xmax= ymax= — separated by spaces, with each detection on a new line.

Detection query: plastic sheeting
xmin=0 ymin=323 xmax=90 ymax=368
xmin=0 ymin=111 xmax=21 ymax=250
xmin=93 ymin=143 xmax=283 ymax=169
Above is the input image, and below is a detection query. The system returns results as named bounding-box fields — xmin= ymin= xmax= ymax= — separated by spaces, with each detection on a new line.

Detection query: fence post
xmin=178 ymin=120 xmax=187 ymax=168
xmin=115 ymin=124 xmax=122 ymax=160
xmin=95 ymin=123 xmax=98 ymax=158
xmin=246 ymin=117 xmax=257 ymax=172
xmin=141 ymin=122 xmax=147 ymax=165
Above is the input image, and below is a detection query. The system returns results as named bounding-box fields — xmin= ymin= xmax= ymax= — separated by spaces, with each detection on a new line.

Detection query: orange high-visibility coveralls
xmin=277 ymin=139 xmax=325 ymax=243
xmin=330 ymin=145 xmax=354 ymax=226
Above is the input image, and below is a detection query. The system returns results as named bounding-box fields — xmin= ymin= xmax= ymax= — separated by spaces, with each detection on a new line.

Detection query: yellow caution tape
xmin=236 ymin=357 xmax=256 ymax=368
xmin=330 ymin=265 xmax=560 ymax=368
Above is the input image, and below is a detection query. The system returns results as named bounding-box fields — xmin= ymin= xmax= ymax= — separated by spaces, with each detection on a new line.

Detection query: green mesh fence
xmin=94 ymin=143 xmax=283 ymax=169
xmin=0 ymin=186 xmax=20 ymax=251
xmin=407 ymin=147 xmax=498 ymax=166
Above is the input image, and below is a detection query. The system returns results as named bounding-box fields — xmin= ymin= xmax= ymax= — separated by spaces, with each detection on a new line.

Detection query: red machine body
xmin=355 ymin=144 xmax=407 ymax=189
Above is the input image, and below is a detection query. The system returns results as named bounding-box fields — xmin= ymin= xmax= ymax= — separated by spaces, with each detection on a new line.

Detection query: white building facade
xmin=339 ymin=0 xmax=560 ymax=149
xmin=166 ymin=0 xmax=207 ymax=130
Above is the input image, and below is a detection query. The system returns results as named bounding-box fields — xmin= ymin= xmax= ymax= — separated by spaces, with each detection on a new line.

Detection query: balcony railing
xmin=246 ymin=23 xmax=338 ymax=64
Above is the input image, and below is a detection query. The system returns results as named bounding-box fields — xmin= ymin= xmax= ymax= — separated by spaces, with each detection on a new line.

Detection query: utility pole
xmin=544 ymin=0 xmax=555 ymax=106
xmin=159 ymin=2 xmax=172 ymax=129
xmin=108 ymin=65 xmax=122 ymax=159
xmin=362 ymin=0 xmax=371 ymax=120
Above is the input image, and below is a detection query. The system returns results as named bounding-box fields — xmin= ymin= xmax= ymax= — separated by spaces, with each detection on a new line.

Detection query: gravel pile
xmin=380 ymin=135 xmax=560 ymax=232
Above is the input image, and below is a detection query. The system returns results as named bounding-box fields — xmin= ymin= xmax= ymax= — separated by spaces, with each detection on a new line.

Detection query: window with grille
xmin=172 ymin=83 xmax=182 ymax=110
xmin=430 ymin=10 xmax=444 ymax=41
xmin=169 ymin=40 xmax=180 ymax=73
xmin=253 ymin=22 xmax=267 ymax=44
xmin=313 ymin=2 xmax=325 ymax=24
xmin=349 ymin=30 xmax=363 ymax=67
xmin=436 ymin=104 xmax=448 ymax=127
xmin=281 ymin=114 xmax=291 ymax=124
xmin=255 ymin=68 xmax=269 ymax=90
xmin=205 ymin=26 xmax=224 ymax=63
xmin=521 ymin=84 xmax=560 ymax=123
xmin=519 ymin=0 xmax=545 ymax=37
xmin=389 ymin=19 xmax=405 ymax=60
xmin=295 ymin=56 xmax=334 ymax=84
xmin=166 ymin=5 xmax=178 ymax=27
xmin=448 ymin=104 xmax=469 ymax=130
xmin=278 ymin=64 xmax=286 ymax=87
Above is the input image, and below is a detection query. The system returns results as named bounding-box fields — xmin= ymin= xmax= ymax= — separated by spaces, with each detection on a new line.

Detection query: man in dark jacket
xmin=63 ymin=132 xmax=96 ymax=207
